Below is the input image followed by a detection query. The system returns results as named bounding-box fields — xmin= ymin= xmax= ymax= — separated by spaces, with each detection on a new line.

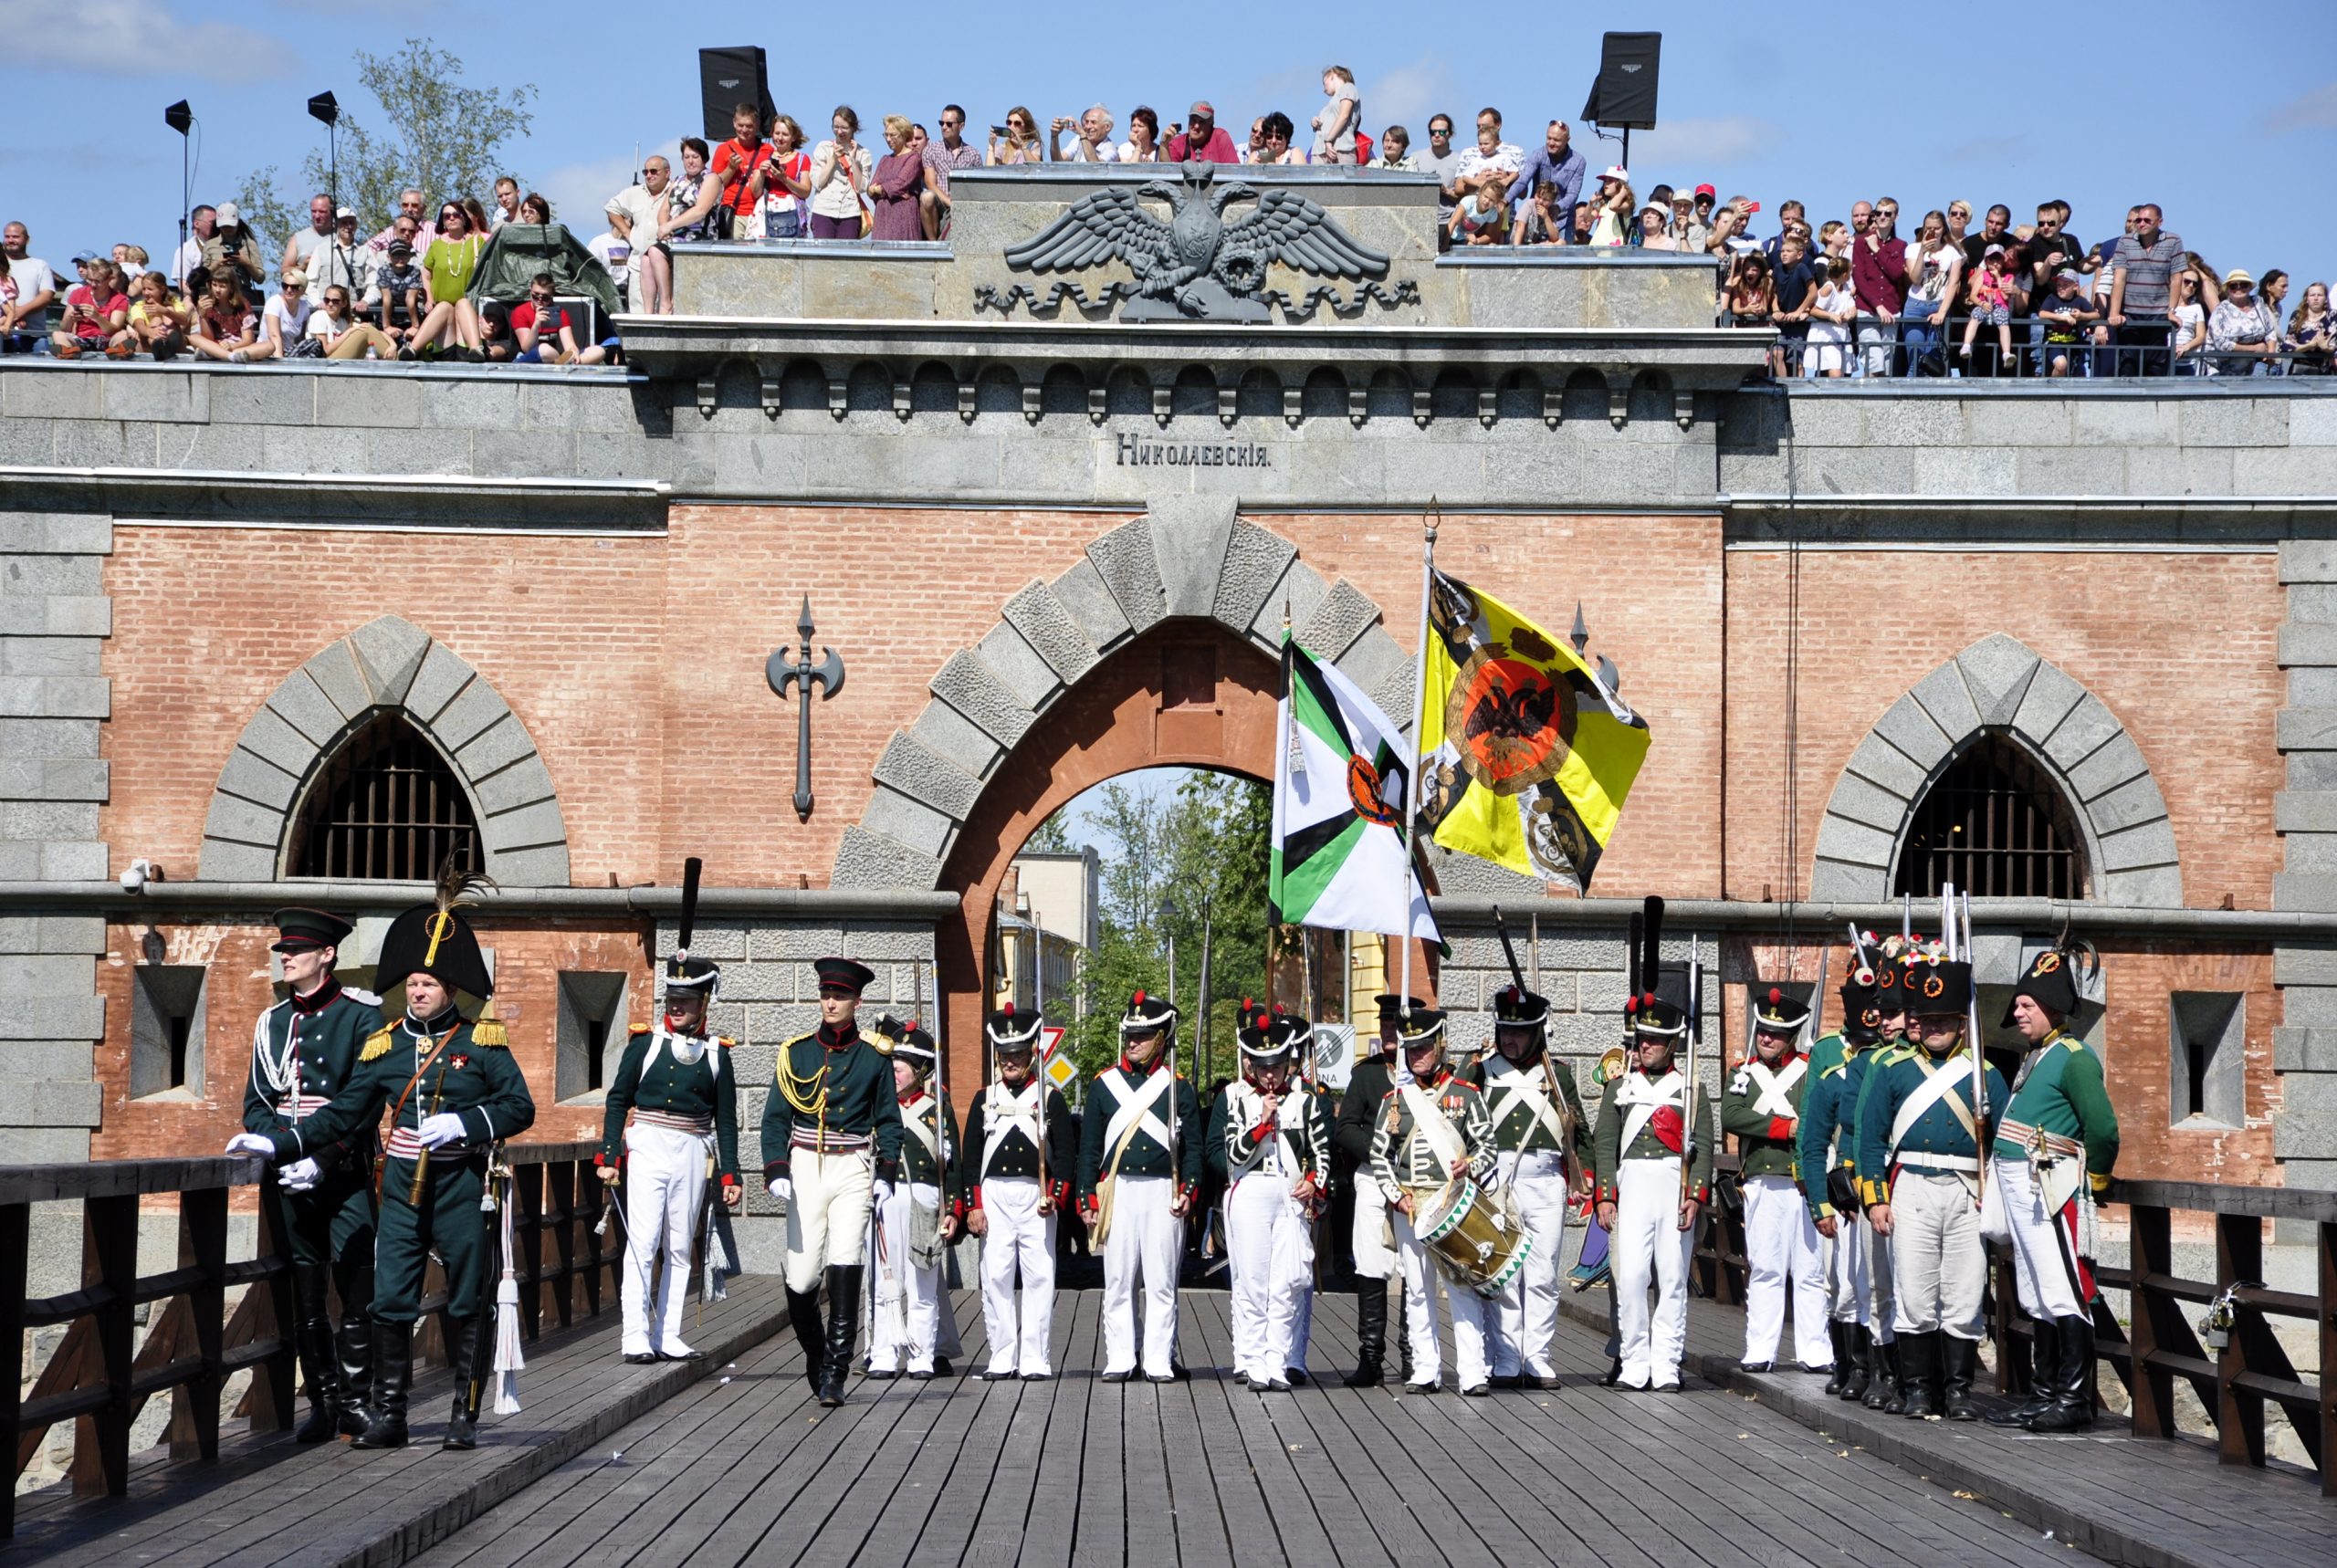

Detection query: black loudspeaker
xmin=1580 ymin=31 xmax=1661 ymax=131
xmin=697 ymin=47 xmax=773 ymax=141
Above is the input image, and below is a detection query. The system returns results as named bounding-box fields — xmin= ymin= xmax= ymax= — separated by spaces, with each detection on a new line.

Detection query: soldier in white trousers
xmin=867 ymin=1023 xmax=960 ymax=1380
xmin=1333 ymin=997 xmax=1408 ymax=1386
xmin=961 ymin=1006 xmax=1074 ymax=1380
xmin=1721 ymin=985 xmax=1830 ymax=1373
xmin=1475 ymin=984 xmax=1590 ymax=1389
xmin=1078 ymin=990 xmax=1203 ymax=1382
xmin=1208 ymin=1006 xmax=1329 ymax=1391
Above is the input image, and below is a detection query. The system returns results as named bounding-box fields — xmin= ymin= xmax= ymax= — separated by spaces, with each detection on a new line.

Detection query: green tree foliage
xmin=236 ymin=39 xmax=538 ymax=247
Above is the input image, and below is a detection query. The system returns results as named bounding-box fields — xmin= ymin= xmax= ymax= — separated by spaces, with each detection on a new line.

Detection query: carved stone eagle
xmin=1003 ymin=162 xmax=1389 ymax=322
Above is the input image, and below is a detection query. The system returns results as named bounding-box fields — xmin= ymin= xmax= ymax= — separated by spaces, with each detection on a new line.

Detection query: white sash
xmin=1745 ymin=1057 xmax=1806 ymax=1121
xmin=1889 ymin=1052 xmax=1976 ymax=1153
xmin=979 ymin=1081 xmax=1043 ymax=1180
xmin=899 ymin=1092 xmax=943 ymax=1168
xmin=1397 ymin=1081 xmax=1466 ymax=1175
xmin=1100 ymin=1066 xmax=1174 ymax=1156
xmin=1616 ymin=1069 xmax=1684 ymax=1157
xmin=1484 ymin=1061 xmax=1570 ymax=1147
xmin=1227 ymin=1082 xmax=1304 ymax=1175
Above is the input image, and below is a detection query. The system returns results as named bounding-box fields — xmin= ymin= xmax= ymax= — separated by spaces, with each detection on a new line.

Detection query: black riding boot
xmin=351 ymin=1321 xmax=412 ymax=1449
xmin=1940 ymin=1335 xmax=1979 ymax=1421
xmin=787 ymin=1284 xmax=827 ymax=1394
xmin=1986 ymin=1316 xmax=2056 ymax=1426
xmin=1865 ymin=1335 xmax=1902 ymax=1413
xmin=290 ymin=1262 xmax=341 ymax=1444
xmin=818 ymin=1265 xmax=862 ymax=1407
xmin=1394 ymin=1282 xmax=1414 ymax=1385
xmin=1344 ymin=1279 xmax=1388 ymax=1387
xmin=1897 ymin=1332 xmax=1939 ymax=1419
xmin=2026 ymin=1316 xmax=2097 ymax=1433
xmin=1822 ymin=1321 xmax=1853 ymax=1396
xmin=442 ymin=1322 xmax=479 ymax=1450
xmin=335 ymin=1264 xmax=375 ymax=1437
xmin=1840 ymin=1326 xmax=1872 ymax=1402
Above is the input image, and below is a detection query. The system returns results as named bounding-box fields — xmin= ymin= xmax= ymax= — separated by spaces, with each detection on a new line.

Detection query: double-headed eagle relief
xmin=1003 ymin=162 xmax=1392 ymax=323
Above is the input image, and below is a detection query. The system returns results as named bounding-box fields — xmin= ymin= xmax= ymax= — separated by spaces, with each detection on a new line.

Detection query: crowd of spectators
xmin=3 ymin=65 xmax=2327 ymax=380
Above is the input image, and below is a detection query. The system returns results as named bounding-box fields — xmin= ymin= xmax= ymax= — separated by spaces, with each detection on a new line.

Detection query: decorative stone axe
xmin=767 ymin=596 xmax=844 ymax=821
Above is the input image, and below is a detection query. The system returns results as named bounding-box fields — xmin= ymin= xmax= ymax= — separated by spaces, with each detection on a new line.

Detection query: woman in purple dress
xmin=867 ymin=115 xmax=927 ymax=241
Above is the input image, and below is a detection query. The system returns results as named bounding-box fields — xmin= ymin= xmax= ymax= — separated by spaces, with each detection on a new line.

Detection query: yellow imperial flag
xmin=1415 ymin=569 xmax=1651 ymax=891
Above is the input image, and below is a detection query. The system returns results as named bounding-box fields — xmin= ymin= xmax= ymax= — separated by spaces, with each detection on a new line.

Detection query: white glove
xmin=278 ymin=1157 xmax=322 ymax=1193
xmin=225 ymin=1132 xmax=278 ymax=1159
xmin=872 ymin=1179 xmax=896 ymax=1206
xmin=415 ymin=1113 xmax=469 ymax=1150
xmin=768 ymin=1177 xmax=792 ymax=1205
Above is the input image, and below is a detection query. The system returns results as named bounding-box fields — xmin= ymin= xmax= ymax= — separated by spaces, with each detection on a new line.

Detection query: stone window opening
xmin=558 ymin=972 xmax=631 ymax=1103
xmin=285 ymin=712 xmax=483 ymax=881
xmin=1892 ymin=734 xmax=2089 ymax=901
xmin=2169 ymin=991 xmax=2245 ymax=1129
xmin=131 ymin=965 xmax=207 ymax=1100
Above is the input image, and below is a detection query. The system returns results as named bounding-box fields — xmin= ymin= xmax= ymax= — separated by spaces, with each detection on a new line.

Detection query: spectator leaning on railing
xmin=1053 ymin=105 xmax=1121 ymax=164
xmin=2289 ymin=282 xmax=2332 ymax=374
xmin=758 ymin=115 xmax=815 ymax=240
xmin=606 ymin=157 xmax=673 ymax=313
xmin=2109 ymin=204 xmax=2184 ymax=375
xmin=1121 ymin=106 xmax=1162 ymax=163
xmin=1164 ymin=101 xmax=1238 ymax=162
xmin=867 ymin=116 xmax=927 ymax=240
xmin=2209 ymin=269 xmax=2281 ymax=376
xmin=810 ymin=110 xmax=875 ymax=236
xmin=919 ymin=108 xmax=982 ymax=239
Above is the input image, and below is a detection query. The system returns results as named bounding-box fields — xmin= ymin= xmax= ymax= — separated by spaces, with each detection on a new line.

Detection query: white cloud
xmin=540 ymin=142 xmax=677 ymax=234
xmin=2266 ymin=82 xmax=2337 ymax=134
xmin=0 ymin=0 xmax=295 ymax=80
xmin=1619 ymin=115 xmax=1779 ymax=171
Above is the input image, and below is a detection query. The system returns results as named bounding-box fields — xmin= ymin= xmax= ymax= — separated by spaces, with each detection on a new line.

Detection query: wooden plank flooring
xmin=413 ymin=1290 xmax=2090 ymax=1568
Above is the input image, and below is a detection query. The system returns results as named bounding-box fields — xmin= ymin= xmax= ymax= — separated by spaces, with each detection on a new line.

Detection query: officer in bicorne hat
xmin=1473 ymin=982 xmax=1590 ymax=1389
xmin=1207 ymin=1002 xmax=1329 ymax=1392
xmin=866 ymin=1018 xmax=960 ymax=1380
xmin=230 ymin=862 xmax=536 ymax=1451
xmin=1368 ymin=998 xmax=1497 ymax=1395
xmin=1078 ymin=988 xmax=1203 ymax=1382
xmin=1987 ymin=945 xmax=2118 ymax=1433
xmin=1799 ymin=946 xmax=1887 ymax=1396
xmin=597 ymin=865 xmax=739 ymax=1365
xmin=1723 ymin=984 xmax=1829 ymax=1375
xmin=1592 ymin=965 xmax=1713 ymax=1392
xmin=961 ymin=1004 xmax=1075 ymax=1380
xmin=238 ymin=906 xmax=382 ymax=1442
xmin=760 ymin=956 xmax=904 ymax=1407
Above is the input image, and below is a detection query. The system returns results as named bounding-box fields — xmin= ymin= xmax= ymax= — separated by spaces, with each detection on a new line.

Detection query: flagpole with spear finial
xmin=1398 ymin=502 xmax=1440 ymax=1023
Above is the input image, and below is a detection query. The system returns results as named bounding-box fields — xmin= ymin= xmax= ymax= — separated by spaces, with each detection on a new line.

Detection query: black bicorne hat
xmin=2002 ymin=946 xmax=2080 ymax=1026
xmin=374 ymin=856 xmax=494 ymax=1000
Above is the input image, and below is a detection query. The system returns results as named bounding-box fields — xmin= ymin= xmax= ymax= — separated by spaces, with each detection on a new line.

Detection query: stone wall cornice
xmin=3 ymin=879 xmax=965 ymax=920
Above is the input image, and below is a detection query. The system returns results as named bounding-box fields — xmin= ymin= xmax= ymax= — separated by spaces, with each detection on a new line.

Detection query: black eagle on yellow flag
xmin=1415 ymin=570 xmax=1650 ymax=890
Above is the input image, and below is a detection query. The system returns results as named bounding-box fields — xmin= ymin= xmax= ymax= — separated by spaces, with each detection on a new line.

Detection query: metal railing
xmin=1732 ymin=308 xmax=2332 ymax=382
xmin=0 ymin=1140 xmax=621 ymax=1536
xmin=1692 ymin=1157 xmax=2337 ymax=1495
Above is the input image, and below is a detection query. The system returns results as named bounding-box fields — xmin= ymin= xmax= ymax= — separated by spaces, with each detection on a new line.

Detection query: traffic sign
xmin=1044 ymin=1053 xmax=1077 ymax=1090
xmin=1040 ymin=1025 xmax=1066 ymax=1060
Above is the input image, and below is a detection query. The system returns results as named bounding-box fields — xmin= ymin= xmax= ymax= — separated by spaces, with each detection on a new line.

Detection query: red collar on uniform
xmin=1418 ymin=1066 xmax=1450 ymax=1090
xmin=1119 ymin=1053 xmax=1166 ymax=1075
xmin=290 ymin=977 xmax=341 ymax=1015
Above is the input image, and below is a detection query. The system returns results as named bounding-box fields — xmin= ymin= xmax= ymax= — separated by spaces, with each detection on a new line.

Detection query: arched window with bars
xmin=286 ymin=712 xmax=483 ymax=880
xmin=1892 ymin=735 xmax=2088 ymax=901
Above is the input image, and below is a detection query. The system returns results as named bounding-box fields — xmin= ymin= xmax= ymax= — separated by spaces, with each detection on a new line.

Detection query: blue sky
xmin=5 ymin=3 xmax=2334 ymax=279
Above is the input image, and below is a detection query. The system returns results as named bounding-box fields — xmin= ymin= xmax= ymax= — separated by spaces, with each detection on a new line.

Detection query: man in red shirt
xmin=511 ymin=272 xmax=608 ymax=365
xmin=1850 ymin=196 xmax=1907 ymax=377
xmin=1164 ymin=100 xmax=1239 ymax=163
xmin=710 ymin=104 xmax=773 ymax=239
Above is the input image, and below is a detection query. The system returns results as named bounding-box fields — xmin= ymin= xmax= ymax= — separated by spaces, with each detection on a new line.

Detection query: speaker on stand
xmin=1579 ymin=31 xmax=1661 ymax=173
xmin=697 ymin=46 xmax=774 ymax=141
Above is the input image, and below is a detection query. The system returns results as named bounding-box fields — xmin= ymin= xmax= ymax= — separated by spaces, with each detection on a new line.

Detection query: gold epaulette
xmin=359 ymin=1026 xmax=394 ymax=1061
xmin=631 ymin=1023 xmax=653 ymax=1036
xmin=869 ymin=1032 xmax=895 ymax=1056
xmin=718 ymin=1036 xmax=736 ymax=1049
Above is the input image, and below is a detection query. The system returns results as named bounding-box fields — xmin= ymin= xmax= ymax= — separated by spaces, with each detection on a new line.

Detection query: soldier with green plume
xmin=1722 ymin=983 xmax=1829 ymax=1374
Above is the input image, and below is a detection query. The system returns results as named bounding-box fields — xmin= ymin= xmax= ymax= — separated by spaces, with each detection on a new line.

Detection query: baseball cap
xmin=335 ymin=205 xmax=357 ymax=220
xmin=1984 ymin=243 xmax=2007 ymax=256
xmin=2055 ymin=267 xmax=2082 ymax=283
xmin=69 ymin=252 xmax=96 ymax=266
xmin=1694 ymin=183 xmax=1716 ymax=198
xmin=388 ymin=237 xmax=414 ymax=256
xmin=215 ymin=202 xmax=240 ymax=225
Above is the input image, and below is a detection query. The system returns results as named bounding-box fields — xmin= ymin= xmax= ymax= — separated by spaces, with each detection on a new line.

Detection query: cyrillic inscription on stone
xmin=1116 ymin=434 xmax=1273 ymax=468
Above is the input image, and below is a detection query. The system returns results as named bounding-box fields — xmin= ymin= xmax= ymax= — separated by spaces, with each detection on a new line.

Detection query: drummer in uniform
xmin=1798 ymin=954 xmax=1886 ymax=1396
xmin=1078 ymin=990 xmax=1203 ymax=1383
xmin=1989 ymin=947 xmax=2118 ymax=1433
xmin=1592 ymin=967 xmax=1713 ymax=1393
xmin=1858 ymin=953 xmax=2007 ymax=1420
xmin=1368 ymin=1000 xmax=1498 ymax=1396
xmin=961 ymin=1005 xmax=1075 ymax=1380
xmin=760 ymin=956 xmax=904 ymax=1407
xmin=596 ymin=946 xmax=740 ymax=1364
xmin=1723 ymin=985 xmax=1830 ymax=1375
xmin=1208 ymin=1003 xmax=1329 ymax=1392
xmin=1334 ymin=996 xmax=1410 ymax=1386
xmin=239 ymin=907 xmax=381 ymax=1442
xmin=1474 ymin=983 xmax=1590 ymax=1389
xmin=867 ymin=1019 xmax=961 ymax=1381
xmin=228 ymin=868 xmax=536 ymax=1451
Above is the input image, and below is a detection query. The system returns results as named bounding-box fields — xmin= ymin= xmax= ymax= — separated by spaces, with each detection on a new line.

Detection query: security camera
xmin=120 ymin=858 xmax=160 ymax=892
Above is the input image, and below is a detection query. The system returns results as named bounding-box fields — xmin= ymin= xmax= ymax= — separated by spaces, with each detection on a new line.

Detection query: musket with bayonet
xmin=1681 ymin=931 xmax=1703 ymax=1206
xmin=1492 ymin=904 xmax=1577 ymax=1172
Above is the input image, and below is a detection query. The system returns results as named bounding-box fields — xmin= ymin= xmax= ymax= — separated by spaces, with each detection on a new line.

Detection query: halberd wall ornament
xmin=1002 ymin=162 xmax=1394 ymax=323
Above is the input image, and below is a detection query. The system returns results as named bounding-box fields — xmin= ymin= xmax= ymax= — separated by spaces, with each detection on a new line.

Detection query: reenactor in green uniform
xmin=1592 ymin=967 xmax=1713 ymax=1392
xmin=1207 ymin=1004 xmax=1329 ymax=1392
xmin=961 ymin=1006 xmax=1075 ymax=1380
xmin=760 ymin=956 xmax=904 ymax=1407
xmin=1078 ymin=989 xmax=1203 ymax=1383
xmin=1474 ymin=983 xmax=1591 ymax=1389
xmin=1334 ymin=996 xmax=1409 ymax=1387
xmin=237 ymin=907 xmax=382 ymax=1441
xmin=1798 ymin=952 xmax=1886 ymax=1396
xmin=1723 ymin=985 xmax=1829 ymax=1374
xmin=867 ymin=1019 xmax=961 ymax=1380
xmin=1837 ymin=939 xmax=1923 ymax=1412
xmin=232 ymin=870 xmax=536 ymax=1451
xmin=1858 ymin=956 xmax=2007 ymax=1419
xmin=1368 ymin=1002 xmax=1497 ymax=1395
xmin=1988 ymin=946 xmax=2119 ymax=1433
xmin=596 ymin=940 xmax=739 ymax=1364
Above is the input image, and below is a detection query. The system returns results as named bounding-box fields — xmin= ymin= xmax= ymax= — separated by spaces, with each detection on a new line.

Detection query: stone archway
xmin=197 ymin=615 xmax=571 ymax=885
xmin=1808 ymin=632 xmax=2180 ymax=906
xmin=828 ymin=501 xmax=1418 ymax=1073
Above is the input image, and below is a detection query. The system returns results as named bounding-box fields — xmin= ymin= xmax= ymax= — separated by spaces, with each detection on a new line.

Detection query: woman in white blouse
xmin=808 ymin=106 xmax=874 ymax=239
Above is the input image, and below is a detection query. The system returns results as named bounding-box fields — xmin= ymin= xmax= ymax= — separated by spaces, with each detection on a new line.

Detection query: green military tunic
xmin=1721 ymin=1049 xmax=1812 ymax=1181
xmin=268 ymin=1008 xmax=537 ymax=1325
xmin=1796 ymin=1042 xmax=1864 ymax=1222
xmin=243 ymin=978 xmax=383 ymax=1266
xmin=1206 ymin=1079 xmax=1332 ymax=1184
xmin=959 ymin=1077 xmax=1075 ymax=1215
xmin=1472 ymin=1053 xmax=1593 ymax=1170
xmin=1075 ymin=1061 xmax=1204 ymax=1205
xmin=1857 ymin=1048 xmax=2009 ymax=1204
xmin=1992 ymin=1030 xmax=2120 ymax=1194
xmin=1590 ymin=1065 xmax=1714 ymax=1206
xmin=1368 ymin=1070 xmax=1494 ymax=1193
xmin=600 ymin=1024 xmax=740 ymax=1183
xmin=759 ymin=1022 xmax=904 ymax=1184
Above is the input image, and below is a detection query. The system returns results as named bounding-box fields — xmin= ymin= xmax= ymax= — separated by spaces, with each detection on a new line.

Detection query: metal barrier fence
xmin=1728 ymin=309 xmax=2330 ymax=381
xmin=1692 ymin=1155 xmax=2337 ymax=1495
xmin=0 ymin=1140 xmax=620 ymax=1536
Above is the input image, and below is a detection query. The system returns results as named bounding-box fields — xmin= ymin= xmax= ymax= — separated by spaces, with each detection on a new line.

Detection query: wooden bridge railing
xmin=0 ymin=1140 xmax=622 ymax=1538
xmin=1691 ymin=1156 xmax=2337 ymax=1496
